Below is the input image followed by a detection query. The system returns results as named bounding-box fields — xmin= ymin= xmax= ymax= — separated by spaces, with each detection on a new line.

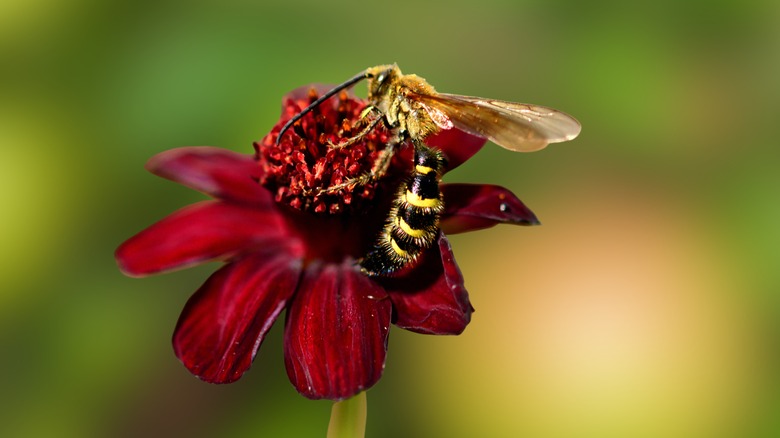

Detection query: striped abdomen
xmin=360 ymin=144 xmax=445 ymax=277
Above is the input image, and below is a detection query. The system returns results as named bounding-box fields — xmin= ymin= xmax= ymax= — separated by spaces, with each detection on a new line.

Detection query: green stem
xmin=327 ymin=391 xmax=367 ymax=438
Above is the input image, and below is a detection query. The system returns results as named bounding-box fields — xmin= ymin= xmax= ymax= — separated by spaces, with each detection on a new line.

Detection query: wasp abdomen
xmin=360 ymin=144 xmax=445 ymax=277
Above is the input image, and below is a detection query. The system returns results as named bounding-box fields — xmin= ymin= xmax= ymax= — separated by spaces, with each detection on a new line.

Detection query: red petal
xmin=426 ymin=128 xmax=487 ymax=171
xmin=284 ymin=263 xmax=391 ymax=400
xmin=173 ymin=253 xmax=302 ymax=383
xmin=382 ymin=234 xmax=473 ymax=335
xmin=440 ymin=183 xmax=539 ymax=234
xmin=146 ymin=147 xmax=271 ymax=205
xmin=116 ymin=201 xmax=299 ymax=277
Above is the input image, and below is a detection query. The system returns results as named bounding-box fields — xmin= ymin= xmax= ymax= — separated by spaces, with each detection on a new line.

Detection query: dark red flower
xmin=115 ymin=85 xmax=539 ymax=400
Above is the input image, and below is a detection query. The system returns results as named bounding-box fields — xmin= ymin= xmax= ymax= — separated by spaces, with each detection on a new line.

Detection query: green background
xmin=2 ymin=0 xmax=777 ymax=436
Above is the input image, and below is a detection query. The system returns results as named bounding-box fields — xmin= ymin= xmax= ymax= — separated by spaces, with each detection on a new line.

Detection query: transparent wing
xmin=415 ymin=92 xmax=581 ymax=152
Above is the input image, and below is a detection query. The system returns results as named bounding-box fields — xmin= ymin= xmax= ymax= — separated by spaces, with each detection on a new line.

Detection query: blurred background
xmin=1 ymin=0 xmax=778 ymax=436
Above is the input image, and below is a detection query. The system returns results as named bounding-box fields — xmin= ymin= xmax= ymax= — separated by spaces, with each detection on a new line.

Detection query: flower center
xmin=255 ymin=87 xmax=397 ymax=215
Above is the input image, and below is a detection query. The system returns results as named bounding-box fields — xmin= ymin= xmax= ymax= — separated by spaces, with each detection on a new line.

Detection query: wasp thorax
xmin=255 ymin=88 xmax=394 ymax=215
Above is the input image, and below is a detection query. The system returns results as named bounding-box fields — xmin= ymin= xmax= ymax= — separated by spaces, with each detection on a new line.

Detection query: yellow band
xmin=390 ymin=238 xmax=407 ymax=257
xmin=415 ymin=164 xmax=434 ymax=175
xmin=398 ymin=216 xmax=427 ymax=238
xmin=405 ymin=190 xmax=440 ymax=208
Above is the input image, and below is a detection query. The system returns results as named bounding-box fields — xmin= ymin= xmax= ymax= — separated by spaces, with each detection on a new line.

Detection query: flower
xmin=115 ymin=85 xmax=539 ymax=400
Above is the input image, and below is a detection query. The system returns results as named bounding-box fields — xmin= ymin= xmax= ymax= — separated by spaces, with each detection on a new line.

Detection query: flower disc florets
xmin=255 ymin=87 xmax=397 ymax=215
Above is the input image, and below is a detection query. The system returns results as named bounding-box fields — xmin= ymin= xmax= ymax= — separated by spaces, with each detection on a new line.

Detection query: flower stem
xmin=327 ymin=391 xmax=367 ymax=438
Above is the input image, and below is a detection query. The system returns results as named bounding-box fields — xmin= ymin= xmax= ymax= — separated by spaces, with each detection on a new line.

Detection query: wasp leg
xmin=314 ymin=138 xmax=399 ymax=195
xmin=326 ymin=106 xmax=382 ymax=149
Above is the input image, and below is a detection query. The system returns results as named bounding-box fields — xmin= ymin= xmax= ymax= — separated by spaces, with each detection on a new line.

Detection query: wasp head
xmin=366 ymin=64 xmax=401 ymax=102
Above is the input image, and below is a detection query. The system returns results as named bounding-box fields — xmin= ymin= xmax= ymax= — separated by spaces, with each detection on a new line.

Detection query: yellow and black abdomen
xmin=360 ymin=143 xmax=445 ymax=277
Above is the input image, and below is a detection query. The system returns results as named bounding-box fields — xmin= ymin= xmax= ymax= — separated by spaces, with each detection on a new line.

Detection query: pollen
xmin=254 ymin=88 xmax=393 ymax=214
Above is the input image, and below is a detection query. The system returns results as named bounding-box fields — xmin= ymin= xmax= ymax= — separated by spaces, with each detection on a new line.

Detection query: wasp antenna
xmin=276 ymin=70 xmax=371 ymax=146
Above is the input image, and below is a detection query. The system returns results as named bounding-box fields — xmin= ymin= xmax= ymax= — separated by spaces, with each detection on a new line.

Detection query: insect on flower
xmin=277 ymin=64 xmax=581 ymax=276
xmin=116 ymin=82 xmax=550 ymax=400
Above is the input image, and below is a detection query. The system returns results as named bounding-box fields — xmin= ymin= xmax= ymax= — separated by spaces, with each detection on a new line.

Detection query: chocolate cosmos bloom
xmin=115 ymin=85 xmax=539 ymax=400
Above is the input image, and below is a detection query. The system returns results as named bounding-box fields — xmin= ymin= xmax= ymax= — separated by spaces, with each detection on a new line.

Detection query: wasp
xmin=277 ymin=64 xmax=580 ymax=276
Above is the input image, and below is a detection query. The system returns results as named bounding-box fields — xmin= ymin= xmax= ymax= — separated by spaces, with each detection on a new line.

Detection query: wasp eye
xmin=376 ymin=74 xmax=386 ymax=84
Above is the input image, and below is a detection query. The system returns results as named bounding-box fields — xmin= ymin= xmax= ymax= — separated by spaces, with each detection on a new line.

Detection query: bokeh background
xmin=2 ymin=0 xmax=778 ymax=436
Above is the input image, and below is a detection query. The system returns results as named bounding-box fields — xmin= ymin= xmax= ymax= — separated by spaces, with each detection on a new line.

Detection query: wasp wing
xmin=415 ymin=92 xmax=581 ymax=152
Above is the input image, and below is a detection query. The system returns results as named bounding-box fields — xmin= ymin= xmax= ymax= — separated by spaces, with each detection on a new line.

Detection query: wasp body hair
xmin=359 ymin=143 xmax=445 ymax=276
